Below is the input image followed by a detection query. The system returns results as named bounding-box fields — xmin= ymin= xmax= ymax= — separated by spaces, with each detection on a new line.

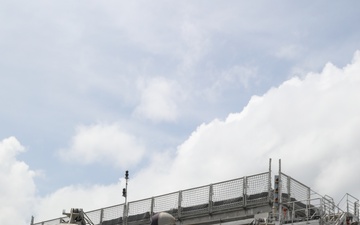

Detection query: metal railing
xmin=286 ymin=197 xmax=322 ymax=223
xmin=280 ymin=173 xmax=311 ymax=208
xmin=337 ymin=193 xmax=359 ymax=217
xmin=280 ymin=192 xmax=359 ymax=225
xmin=33 ymin=171 xmax=271 ymax=225
xmin=281 ymin=197 xmax=339 ymax=224
xmin=33 ymin=170 xmax=359 ymax=225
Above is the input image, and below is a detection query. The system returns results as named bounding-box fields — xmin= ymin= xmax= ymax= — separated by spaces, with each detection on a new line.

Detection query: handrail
xmin=33 ymin=171 xmax=270 ymax=225
xmin=279 ymin=196 xmax=349 ymax=225
xmin=32 ymin=172 xmax=358 ymax=225
xmin=337 ymin=193 xmax=360 ymax=217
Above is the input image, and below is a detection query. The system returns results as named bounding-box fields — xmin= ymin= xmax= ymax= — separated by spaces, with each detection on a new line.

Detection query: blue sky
xmin=1 ymin=1 xmax=360 ymax=224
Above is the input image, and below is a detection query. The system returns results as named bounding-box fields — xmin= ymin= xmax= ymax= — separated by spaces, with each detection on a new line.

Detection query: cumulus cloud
xmin=58 ymin=123 xmax=145 ymax=168
xmin=167 ymin=51 xmax=360 ymax=199
xmin=134 ymin=77 xmax=183 ymax=122
xmin=27 ymin=51 xmax=360 ymax=223
xmin=130 ymin=51 xmax=360 ymax=200
xmin=0 ymin=137 xmax=37 ymax=225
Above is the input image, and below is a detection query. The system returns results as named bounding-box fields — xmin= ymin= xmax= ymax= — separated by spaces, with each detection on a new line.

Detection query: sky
xmin=0 ymin=1 xmax=360 ymax=224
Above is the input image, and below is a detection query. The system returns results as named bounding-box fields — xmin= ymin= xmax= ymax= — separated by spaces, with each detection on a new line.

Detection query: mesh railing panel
xmin=34 ymin=171 xmax=273 ymax=224
xmin=247 ymin=172 xmax=269 ymax=195
xmin=153 ymin=192 xmax=179 ymax=214
xmin=102 ymin=204 xmax=124 ymax=222
xmin=181 ymin=186 xmax=209 ymax=216
xmin=212 ymin=177 xmax=244 ymax=210
xmin=86 ymin=209 xmax=102 ymax=224
xmin=127 ymin=199 xmax=152 ymax=224
xmin=128 ymin=198 xmax=152 ymax=216
xmin=246 ymin=172 xmax=269 ymax=205
xmin=280 ymin=173 xmax=290 ymax=202
xmin=281 ymin=173 xmax=310 ymax=204
xmin=281 ymin=173 xmax=313 ymax=221
xmin=291 ymin=178 xmax=310 ymax=205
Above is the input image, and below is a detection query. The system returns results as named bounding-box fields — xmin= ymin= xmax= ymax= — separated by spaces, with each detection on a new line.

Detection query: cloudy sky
xmin=1 ymin=1 xmax=360 ymax=224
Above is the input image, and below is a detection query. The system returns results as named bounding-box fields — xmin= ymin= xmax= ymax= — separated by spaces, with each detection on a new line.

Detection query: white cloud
xmin=0 ymin=137 xmax=37 ymax=225
xmin=130 ymin=50 xmax=360 ymax=199
xmin=134 ymin=77 xmax=183 ymax=122
xmin=167 ymin=51 xmax=360 ymax=199
xmin=58 ymin=123 xmax=145 ymax=168
xmin=106 ymin=50 xmax=360 ymax=204
xmin=19 ymin=51 xmax=360 ymax=223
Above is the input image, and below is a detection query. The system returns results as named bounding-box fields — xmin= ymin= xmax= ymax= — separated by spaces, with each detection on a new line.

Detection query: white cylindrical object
xmin=151 ymin=212 xmax=176 ymax=225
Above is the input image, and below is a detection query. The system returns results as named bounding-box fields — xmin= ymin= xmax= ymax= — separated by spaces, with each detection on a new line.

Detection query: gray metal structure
xmin=32 ymin=161 xmax=359 ymax=225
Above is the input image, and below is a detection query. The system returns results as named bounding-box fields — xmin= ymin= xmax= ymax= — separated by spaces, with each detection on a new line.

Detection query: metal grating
xmin=247 ymin=172 xmax=269 ymax=195
xmin=247 ymin=172 xmax=270 ymax=205
xmin=86 ymin=209 xmax=102 ymax=224
xmin=281 ymin=173 xmax=310 ymax=204
xmin=102 ymin=204 xmax=124 ymax=222
xmin=128 ymin=198 xmax=152 ymax=216
xmin=212 ymin=177 xmax=244 ymax=210
xmin=34 ymin=171 xmax=273 ymax=225
xmin=213 ymin=178 xmax=244 ymax=201
xmin=290 ymin=178 xmax=310 ymax=204
xmin=280 ymin=173 xmax=290 ymax=202
xmin=181 ymin=186 xmax=209 ymax=216
xmin=153 ymin=192 xmax=179 ymax=214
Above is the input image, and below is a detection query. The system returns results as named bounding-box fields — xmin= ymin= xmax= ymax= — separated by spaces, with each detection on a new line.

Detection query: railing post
xmin=307 ymin=188 xmax=311 ymax=219
xmin=209 ymin=184 xmax=213 ymax=214
xmin=306 ymin=201 xmax=309 ymax=221
xmin=243 ymin=176 xmax=247 ymax=207
xmin=151 ymin=197 xmax=155 ymax=215
xmin=178 ymin=191 xmax=182 ymax=219
xmin=353 ymin=202 xmax=356 ymax=216
xmin=99 ymin=208 xmax=104 ymax=225
xmin=268 ymin=159 xmax=272 ymax=202
xmin=324 ymin=198 xmax=328 ymax=216
xmin=320 ymin=198 xmax=324 ymax=225
xmin=287 ymin=176 xmax=291 ymax=202
xmin=292 ymin=202 xmax=295 ymax=225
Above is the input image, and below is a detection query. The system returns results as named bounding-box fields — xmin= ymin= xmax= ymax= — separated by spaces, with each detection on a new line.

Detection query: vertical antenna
xmin=124 ymin=170 xmax=129 ymax=204
xmin=123 ymin=170 xmax=129 ymax=225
